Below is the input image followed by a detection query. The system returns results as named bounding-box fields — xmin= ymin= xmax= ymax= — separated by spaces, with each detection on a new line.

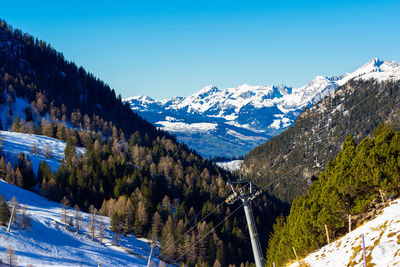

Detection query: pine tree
xmin=20 ymin=205 xmax=32 ymax=230
xmin=151 ymin=211 xmax=162 ymax=245
xmin=89 ymin=204 xmax=97 ymax=240
xmin=0 ymin=194 xmax=10 ymax=226
xmin=74 ymin=204 xmax=81 ymax=233
xmin=61 ymin=196 xmax=69 ymax=229
xmin=5 ymin=244 xmax=17 ymax=267
xmin=110 ymin=212 xmax=122 ymax=246
xmin=99 ymin=216 xmax=104 ymax=244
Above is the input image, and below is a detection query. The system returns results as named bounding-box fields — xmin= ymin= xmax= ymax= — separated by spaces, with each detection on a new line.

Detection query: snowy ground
xmin=0 ymin=130 xmax=85 ymax=174
xmin=0 ymin=179 xmax=159 ymax=267
xmin=288 ymin=199 xmax=400 ymax=267
xmin=215 ymin=160 xmax=243 ymax=172
xmin=0 ymin=131 xmax=161 ymax=266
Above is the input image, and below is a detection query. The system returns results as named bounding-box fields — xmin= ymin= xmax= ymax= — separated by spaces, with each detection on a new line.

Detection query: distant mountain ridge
xmin=125 ymin=58 xmax=400 ymax=158
xmin=242 ymin=61 xmax=400 ymax=203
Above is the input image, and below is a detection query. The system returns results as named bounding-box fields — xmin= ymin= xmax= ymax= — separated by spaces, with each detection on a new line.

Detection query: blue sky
xmin=1 ymin=1 xmax=400 ymax=99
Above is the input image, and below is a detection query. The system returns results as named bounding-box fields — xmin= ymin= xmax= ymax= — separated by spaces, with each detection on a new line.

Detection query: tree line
xmin=0 ymin=18 xmax=289 ymax=266
xmin=265 ymin=124 xmax=400 ymax=265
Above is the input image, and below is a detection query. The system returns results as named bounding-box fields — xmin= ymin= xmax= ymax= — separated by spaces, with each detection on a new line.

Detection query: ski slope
xmin=0 ymin=179 xmax=158 ymax=266
xmin=0 ymin=130 xmax=85 ymax=174
xmin=288 ymin=199 xmax=400 ymax=266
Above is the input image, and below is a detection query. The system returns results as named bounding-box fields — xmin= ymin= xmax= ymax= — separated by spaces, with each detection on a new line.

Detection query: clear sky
xmin=1 ymin=1 xmax=399 ymax=99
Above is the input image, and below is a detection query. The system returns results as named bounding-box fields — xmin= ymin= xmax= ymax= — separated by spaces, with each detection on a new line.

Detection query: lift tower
xmin=226 ymin=181 xmax=264 ymax=267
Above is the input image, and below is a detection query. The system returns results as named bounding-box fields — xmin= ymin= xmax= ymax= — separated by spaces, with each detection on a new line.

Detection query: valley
xmin=0 ymin=4 xmax=400 ymax=266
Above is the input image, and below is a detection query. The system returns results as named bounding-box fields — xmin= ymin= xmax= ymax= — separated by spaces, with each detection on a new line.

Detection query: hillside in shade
xmin=242 ymin=75 xmax=400 ymax=203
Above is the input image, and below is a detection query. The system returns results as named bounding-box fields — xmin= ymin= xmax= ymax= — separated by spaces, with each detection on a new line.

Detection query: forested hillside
xmin=242 ymin=79 xmax=400 ymax=203
xmin=0 ymin=19 xmax=288 ymax=266
xmin=266 ymin=124 xmax=400 ymax=265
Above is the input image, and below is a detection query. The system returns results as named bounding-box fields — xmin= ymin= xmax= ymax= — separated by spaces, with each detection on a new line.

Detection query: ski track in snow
xmin=0 ymin=179 xmax=156 ymax=267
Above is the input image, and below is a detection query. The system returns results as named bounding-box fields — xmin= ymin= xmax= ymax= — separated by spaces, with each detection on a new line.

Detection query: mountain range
xmin=125 ymin=58 xmax=400 ymax=158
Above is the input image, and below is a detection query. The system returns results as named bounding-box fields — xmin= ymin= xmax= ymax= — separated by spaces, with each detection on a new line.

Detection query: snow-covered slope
xmin=0 ymin=179 xmax=157 ymax=266
xmin=0 ymin=131 xmax=85 ymax=174
xmin=125 ymin=58 xmax=400 ymax=158
xmin=288 ymin=198 xmax=400 ymax=266
xmin=215 ymin=160 xmax=243 ymax=172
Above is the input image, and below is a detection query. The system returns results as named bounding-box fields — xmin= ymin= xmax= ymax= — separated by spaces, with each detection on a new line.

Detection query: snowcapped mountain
xmin=125 ymin=58 xmax=400 ymax=158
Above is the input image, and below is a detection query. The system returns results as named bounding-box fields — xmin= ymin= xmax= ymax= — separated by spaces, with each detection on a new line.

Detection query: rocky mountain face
xmin=125 ymin=58 xmax=400 ymax=158
xmin=242 ymin=58 xmax=400 ymax=203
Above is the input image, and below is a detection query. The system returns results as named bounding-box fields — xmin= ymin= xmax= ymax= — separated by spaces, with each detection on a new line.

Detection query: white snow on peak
xmin=155 ymin=121 xmax=217 ymax=133
xmin=337 ymin=57 xmax=400 ymax=86
xmin=123 ymin=95 xmax=154 ymax=103
xmin=127 ymin=58 xmax=400 ymax=120
xmin=124 ymin=58 xmax=400 ymax=157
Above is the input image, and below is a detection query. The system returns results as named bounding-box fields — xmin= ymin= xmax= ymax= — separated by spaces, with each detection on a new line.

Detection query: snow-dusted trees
xmin=0 ymin=195 xmax=31 ymax=231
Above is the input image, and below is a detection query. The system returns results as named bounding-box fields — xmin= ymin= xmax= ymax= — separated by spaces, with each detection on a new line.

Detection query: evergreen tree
xmin=0 ymin=194 xmax=10 ymax=226
xmin=5 ymin=245 xmax=17 ymax=267
xmin=110 ymin=212 xmax=122 ymax=245
xmin=20 ymin=205 xmax=32 ymax=230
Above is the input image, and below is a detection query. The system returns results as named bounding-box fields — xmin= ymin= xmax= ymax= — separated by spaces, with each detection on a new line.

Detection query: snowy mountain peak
xmin=359 ymin=57 xmax=383 ymax=71
xmin=125 ymin=58 xmax=400 ymax=157
xmin=337 ymin=58 xmax=400 ymax=86
xmin=125 ymin=95 xmax=154 ymax=102
xmin=198 ymin=85 xmax=219 ymax=95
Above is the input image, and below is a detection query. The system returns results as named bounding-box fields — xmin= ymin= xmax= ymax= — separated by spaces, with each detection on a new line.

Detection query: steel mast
xmin=226 ymin=181 xmax=264 ymax=267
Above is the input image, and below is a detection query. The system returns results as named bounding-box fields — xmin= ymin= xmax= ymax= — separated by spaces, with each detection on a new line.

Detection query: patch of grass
xmin=387 ymin=232 xmax=396 ymax=238
xmin=348 ymin=245 xmax=362 ymax=266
